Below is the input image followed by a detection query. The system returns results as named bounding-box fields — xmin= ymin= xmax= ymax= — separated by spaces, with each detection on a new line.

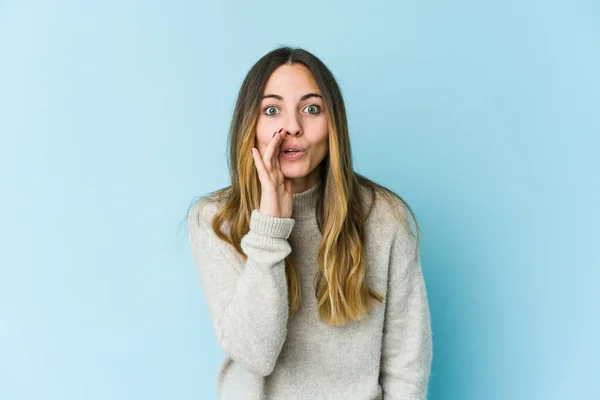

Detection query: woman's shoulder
xmin=187 ymin=187 xmax=230 ymax=232
xmin=357 ymin=180 xmax=415 ymax=241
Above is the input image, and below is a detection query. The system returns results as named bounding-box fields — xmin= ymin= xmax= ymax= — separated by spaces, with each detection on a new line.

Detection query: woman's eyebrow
xmin=261 ymin=93 xmax=323 ymax=101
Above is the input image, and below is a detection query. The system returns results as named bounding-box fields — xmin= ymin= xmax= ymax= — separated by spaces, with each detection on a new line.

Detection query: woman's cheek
xmin=256 ymin=121 xmax=275 ymax=149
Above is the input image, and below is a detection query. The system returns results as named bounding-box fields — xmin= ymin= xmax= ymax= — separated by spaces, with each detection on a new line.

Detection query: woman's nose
xmin=283 ymin=128 xmax=300 ymax=136
xmin=282 ymin=113 xmax=302 ymax=136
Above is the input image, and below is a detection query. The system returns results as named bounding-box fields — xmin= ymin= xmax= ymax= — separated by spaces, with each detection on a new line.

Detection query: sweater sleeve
xmin=188 ymin=201 xmax=295 ymax=377
xmin=379 ymin=225 xmax=433 ymax=400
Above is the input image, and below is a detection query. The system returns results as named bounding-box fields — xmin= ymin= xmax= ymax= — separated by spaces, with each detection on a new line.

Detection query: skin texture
xmin=254 ymin=64 xmax=329 ymax=195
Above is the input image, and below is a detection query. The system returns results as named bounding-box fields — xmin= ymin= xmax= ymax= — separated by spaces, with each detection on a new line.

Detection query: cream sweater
xmin=188 ymin=180 xmax=432 ymax=399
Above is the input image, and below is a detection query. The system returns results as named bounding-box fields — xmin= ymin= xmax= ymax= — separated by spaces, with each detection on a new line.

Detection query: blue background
xmin=1 ymin=1 xmax=598 ymax=399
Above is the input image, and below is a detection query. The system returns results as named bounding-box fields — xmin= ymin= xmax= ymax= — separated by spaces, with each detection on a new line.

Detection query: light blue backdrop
xmin=1 ymin=1 xmax=598 ymax=399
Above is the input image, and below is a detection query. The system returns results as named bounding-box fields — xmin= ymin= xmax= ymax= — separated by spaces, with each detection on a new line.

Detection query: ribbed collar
xmin=292 ymin=179 xmax=322 ymax=221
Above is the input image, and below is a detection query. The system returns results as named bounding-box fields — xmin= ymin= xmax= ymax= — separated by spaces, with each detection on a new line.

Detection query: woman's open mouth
xmin=280 ymin=149 xmax=306 ymax=160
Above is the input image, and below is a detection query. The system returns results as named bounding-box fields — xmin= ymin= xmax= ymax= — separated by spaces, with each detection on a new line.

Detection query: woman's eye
xmin=304 ymin=104 xmax=321 ymax=115
xmin=264 ymin=106 xmax=279 ymax=116
xmin=264 ymin=104 xmax=321 ymax=116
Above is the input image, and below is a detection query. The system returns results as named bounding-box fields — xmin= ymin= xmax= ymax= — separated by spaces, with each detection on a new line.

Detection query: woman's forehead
xmin=263 ymin=64 xmax=319 ymax=96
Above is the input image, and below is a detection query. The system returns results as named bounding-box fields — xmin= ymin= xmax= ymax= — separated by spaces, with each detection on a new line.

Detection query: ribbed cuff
xmin=249 ymin=209 xmax=295 ymax=239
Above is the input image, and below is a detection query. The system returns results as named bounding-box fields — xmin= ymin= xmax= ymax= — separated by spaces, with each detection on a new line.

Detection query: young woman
xmin=188 ymin=46 xmax=432 ymax=400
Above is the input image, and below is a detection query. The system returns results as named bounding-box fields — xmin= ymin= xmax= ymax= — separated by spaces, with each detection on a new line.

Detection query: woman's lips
xmin=280 ymin=149 xmax=306 ymax=160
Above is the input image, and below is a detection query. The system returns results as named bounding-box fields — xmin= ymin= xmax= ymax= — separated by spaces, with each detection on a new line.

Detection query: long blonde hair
xmin=188 ymin=46 xmax=420 ymax=326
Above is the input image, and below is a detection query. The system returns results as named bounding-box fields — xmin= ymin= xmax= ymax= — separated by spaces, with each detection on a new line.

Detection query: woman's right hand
xmin=251 ymin=128 xmax=293 ymax=218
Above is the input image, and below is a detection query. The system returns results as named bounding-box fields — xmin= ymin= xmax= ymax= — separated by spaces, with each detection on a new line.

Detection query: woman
xmin=187 ymin=46 xmax=432 ymax=399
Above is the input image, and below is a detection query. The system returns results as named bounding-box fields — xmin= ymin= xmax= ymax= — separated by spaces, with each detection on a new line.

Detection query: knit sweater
xmin=187 ymin=180 xmax=432 ymax=400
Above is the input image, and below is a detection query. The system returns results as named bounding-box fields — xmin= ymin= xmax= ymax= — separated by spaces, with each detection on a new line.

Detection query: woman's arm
xmin=188 ymin=201 xmax=295 ymax=377
xmin=379 ymin=225 xmax=433 ymax=399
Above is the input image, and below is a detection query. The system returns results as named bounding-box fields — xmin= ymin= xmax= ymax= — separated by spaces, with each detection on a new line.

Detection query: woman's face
xmin=255 ymin=63 xmax=329 ymax=193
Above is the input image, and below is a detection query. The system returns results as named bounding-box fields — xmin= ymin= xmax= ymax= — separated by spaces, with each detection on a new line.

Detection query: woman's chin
xmin=280 ymin=167 xmax=305 ymax=179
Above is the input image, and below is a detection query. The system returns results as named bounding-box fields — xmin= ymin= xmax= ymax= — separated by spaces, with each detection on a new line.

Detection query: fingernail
xmin=272 ymin=131 xmax=277 ymax=137
xmin=278 ymin=128 xmax=283 ymax=133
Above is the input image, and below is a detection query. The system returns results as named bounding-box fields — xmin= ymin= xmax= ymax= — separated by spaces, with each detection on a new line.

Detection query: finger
xmin=264 ymin=128 xmax=283 ymax=170
xmin=274 ymin=132 xmax=282 ymax=172
xmin=251 ymin=147 xmax=267 ymax=182
xmin=263 ymin=129 xmax=280 ymax=170
xmin=273 ymin=130 xmax=285 ymax=172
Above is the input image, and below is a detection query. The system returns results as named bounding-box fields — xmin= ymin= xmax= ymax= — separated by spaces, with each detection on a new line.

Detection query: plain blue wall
xmin=1 ymin=1 xmax=598 ymax=399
